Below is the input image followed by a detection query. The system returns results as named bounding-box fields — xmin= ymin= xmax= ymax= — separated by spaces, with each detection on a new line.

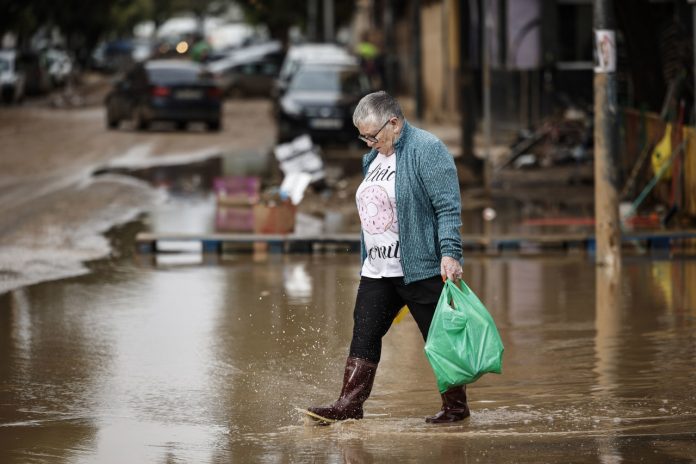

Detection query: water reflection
xmin=282 ymin=262 xmax=313 ymax=305
xmin=0 ymin=255 xmax=695 ymax=462
xmin=594 ymin=263 xmax=623 ymax=463
xmin=594 ymin=262 xmax=623 ymax=395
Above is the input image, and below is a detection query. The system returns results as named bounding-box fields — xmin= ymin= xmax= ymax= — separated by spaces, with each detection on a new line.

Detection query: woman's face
xmin=356 ymin=117 xmax=400 ymax=155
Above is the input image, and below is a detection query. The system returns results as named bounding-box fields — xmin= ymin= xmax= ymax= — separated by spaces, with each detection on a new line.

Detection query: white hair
xmin=352 ymin=91 xmax=404 ymax=127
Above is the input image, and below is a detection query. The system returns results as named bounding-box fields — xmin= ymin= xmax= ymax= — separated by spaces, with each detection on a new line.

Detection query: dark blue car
xmin=275 ymin=62 xmax=372 ymax=144
xmin=105 ymin=59 xmax=222 ymax=131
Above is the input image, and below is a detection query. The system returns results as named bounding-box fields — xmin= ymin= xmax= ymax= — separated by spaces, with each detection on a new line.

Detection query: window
xmin=290 ymin=67 xmax=370 ymax=94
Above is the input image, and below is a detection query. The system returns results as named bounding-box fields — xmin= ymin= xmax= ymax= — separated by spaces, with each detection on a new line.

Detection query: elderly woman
xmin=307 ymin=91 xmax=469 ymax=424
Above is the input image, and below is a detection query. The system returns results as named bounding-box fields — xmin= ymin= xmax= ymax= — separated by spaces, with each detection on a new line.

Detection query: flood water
xmin=1 ymin=250 xmax=695 ymax=463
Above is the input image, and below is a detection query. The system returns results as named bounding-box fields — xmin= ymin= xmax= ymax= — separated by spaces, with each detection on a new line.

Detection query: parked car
xmin=207 ymin=41 xmax=283 ymax=97
xmin=105 ymin=59 xmax=223 ymax=131
xmin=16 ymin=50 xmax=52 ymax=95
xmin=273 ymin=43 xmax=358 ymax=99
xmin=0 ymin=50 xmax=26 ymax=104
xmin=215 ymin=58 xmax=281 ymax=97
xmin=275 ymin=62 xmax=372 ymax=144
xmin=91 ymin=39 xmax=144 ymax=73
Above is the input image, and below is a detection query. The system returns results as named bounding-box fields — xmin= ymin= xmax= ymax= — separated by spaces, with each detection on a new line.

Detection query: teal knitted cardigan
xmin=360 ymin=120 xmax=463 ymax=284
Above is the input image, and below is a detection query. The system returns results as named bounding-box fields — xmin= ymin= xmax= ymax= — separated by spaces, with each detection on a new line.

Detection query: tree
xmin=237 ymin=0 xmax=356 ymax=45
xmin=237 ymin=0 xmax=306 ymax=44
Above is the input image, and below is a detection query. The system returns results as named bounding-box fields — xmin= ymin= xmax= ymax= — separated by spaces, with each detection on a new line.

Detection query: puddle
xmin=1 ymin=254 xmax=694 ymax=462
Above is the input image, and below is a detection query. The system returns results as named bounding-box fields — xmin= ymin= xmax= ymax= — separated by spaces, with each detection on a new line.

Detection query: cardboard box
xmin=213 ymin=176 xmax=260 ymax=206
xmin=253 ymin=202 xmax=296 ymax=234
xmin=216 ymin=205 xmax=255 ymax=232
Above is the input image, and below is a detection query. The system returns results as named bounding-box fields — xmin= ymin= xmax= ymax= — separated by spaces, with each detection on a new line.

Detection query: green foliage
xmin=0 ymin=0 xmax=355 ymax=51
xmin=0 ymin=0 xmax=219 ymax=48
xmin=237 ymin=0 xmax=356 ymax=42
xmin=110 ymin=0 xmax=153 ymax=35
xmin=237 ymin=0 xmax=306 ymax=40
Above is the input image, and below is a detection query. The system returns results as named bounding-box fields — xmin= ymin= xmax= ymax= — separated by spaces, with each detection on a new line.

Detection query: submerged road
xmin=0 ymin=93 xmax=276 ymax=294
xmin=1 ymin=77 xmax=695 ymax=463
xmin=0 ymin=253 xmax=695 ymax=462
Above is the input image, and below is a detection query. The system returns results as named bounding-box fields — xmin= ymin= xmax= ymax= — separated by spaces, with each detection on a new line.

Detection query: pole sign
xmin=594 ymin=30 xmax=616 ymax=73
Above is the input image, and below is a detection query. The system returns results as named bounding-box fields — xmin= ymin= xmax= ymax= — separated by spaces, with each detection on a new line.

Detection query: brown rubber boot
xmin=308 ymin=357 xmax=378 ymax=421
xmin=425 ymin=385 xmax=471 ymax=424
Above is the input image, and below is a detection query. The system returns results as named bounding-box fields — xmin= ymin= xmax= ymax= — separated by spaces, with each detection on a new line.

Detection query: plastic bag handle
xmin=443 ymin=279 xmax=474 ymax=311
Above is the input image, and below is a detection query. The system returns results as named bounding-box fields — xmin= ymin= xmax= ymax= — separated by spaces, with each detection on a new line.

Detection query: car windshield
xmin=289 ymin=68 xmax=369 ymax=94
xmin=147 ymin=66 xmax=204 ymax=84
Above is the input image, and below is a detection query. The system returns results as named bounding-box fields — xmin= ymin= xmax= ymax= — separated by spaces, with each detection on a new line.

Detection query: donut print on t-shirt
xmin=356 ymin=152 xmax=403 ymax=277
xmin=357 ymin=185 xmax=394 ymax=235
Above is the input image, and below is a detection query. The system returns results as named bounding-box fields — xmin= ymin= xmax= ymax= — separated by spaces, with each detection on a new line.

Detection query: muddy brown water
xmin=1 ymin=253 xmax=695 ymax=463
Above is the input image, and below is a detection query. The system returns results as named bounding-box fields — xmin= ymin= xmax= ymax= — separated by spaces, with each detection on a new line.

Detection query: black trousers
xmin=348 ymin=275 xmax=445 ymax=364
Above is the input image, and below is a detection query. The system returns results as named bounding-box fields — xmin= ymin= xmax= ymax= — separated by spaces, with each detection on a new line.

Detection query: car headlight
xmin=280 ymin=97 xmax=302 ymax=116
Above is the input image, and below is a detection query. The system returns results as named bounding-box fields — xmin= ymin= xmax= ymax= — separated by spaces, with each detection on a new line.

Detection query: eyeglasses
xmin=358 ymin=118 xmax=391 ymax=144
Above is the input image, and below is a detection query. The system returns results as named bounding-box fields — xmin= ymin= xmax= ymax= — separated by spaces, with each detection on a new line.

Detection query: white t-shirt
xmin=356 ymin=152 xmax=403 ymax=277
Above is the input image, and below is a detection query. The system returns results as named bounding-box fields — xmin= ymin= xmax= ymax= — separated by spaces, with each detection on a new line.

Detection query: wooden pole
xmin=593 ymin=0 xmax=621 ymax=271
xmin=482 ymin=0 xmax=493 ymax=193
xmin=459 ymin=0 xmax=482 ymax=181
xmin=308 ymin=0 xmax=318 ymax=42
xmin=691 ymin=1 xmax=696 ymax=124
xmin=323 ymin=0 xmax=334 ymax=42
xmin=413 ymin=0 xmax=423 ymax=120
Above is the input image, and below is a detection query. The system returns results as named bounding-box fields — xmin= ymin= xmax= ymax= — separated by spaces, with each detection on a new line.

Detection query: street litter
xmin=498 ymin=109 xmax=593 ymax=172
xmin=213 ymin=175 xmax=296 ymax=234
xmin=274 ymin=135 xmax=325 ymax=183
xmin=214 ymin=176 xmax=260 ymax=206
xmin=280 ymin=172 xmax=313 ymax=205
xmin=294 ymin=212 xmax=323 ymax=235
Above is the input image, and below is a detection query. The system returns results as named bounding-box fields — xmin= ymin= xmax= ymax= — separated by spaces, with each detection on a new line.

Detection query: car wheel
xmin=175 ymin=121 xmax=188 ymax=131
xmin=206 ymin=120 xmax=221 ymax=132
xmin=134 ymin=108 xmax=150 ymax=131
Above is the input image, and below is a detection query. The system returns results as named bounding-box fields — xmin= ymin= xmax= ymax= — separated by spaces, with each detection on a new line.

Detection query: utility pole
xmin=593 ymin=0 xmax=621 ymax=270
xmin=412 ymin=0 xmax=423 ymax=120
xmin=459 ymin=0 xmax=481 ymax=182
xmin=690 ymin=0 xmax=696 ymax=123
xmin=323 ymin=0 xmax=334 ymax=42
xmin=308 ymin=0 xmax=318 ymax=42
xmin=384 ymin=0 xmax=396 ymax=94
xmin=482 ymin=0 xmax=493 ymax=193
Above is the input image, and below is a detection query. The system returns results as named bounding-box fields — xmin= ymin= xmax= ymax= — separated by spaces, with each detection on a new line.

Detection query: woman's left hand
xmin=440 ymin=256 xmax=463 ymax=282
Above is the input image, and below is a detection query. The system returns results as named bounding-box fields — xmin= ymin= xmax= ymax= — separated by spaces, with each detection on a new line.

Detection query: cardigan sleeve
xmin=418 ymin=139 xmax=463 ymax=261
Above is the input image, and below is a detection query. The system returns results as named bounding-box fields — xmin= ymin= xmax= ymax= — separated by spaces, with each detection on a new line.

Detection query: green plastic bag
xmin=424 ymin=280 xmax=504 ymax=393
